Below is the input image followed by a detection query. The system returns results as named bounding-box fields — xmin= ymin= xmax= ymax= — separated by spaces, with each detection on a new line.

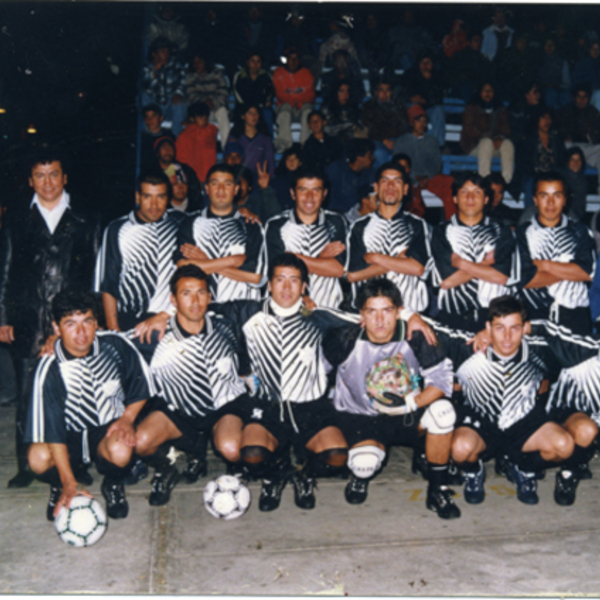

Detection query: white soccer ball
xmin=54 ymin=495 xmax=108 ymax=547
xmin=203 ymin=474 xmax=251 ymax=520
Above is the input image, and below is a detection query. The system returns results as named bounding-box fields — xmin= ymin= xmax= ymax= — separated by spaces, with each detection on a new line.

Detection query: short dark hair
xmin=392 ymin=153 xmax=412 ymax=169
xmin=29 ymin=149 xmax=67 ymax=175
xmin=142 ymin=104 xmax=163 ymax=118
xmin=487 ymin=295 xmax=528 ymax=324
xmin=188 ymin=101 xmax=210 ymax=119
xmin=346 ymin=138 xmax=375 ymax=163
xmin=356 ymin=278 xmax=402 ymax=310
xmin=52 ymin=289 xmax=99 ymax=324
xmin=233 ymin=164 xmax=254 ymax=189
xmin=483 ymin=173 xmax=507 ymax=188
xmin=137 ymin=169 xmax=172 ymax=198
xmin=292 ymin=166 xmax=327 ymax=189
xmin=205 ymin=163 xmax=236 ymax=182
xmin=308 ymin=109 xmax=326 ymax=121
xmin=573 ymin=83 xmax=592 ymax=98
xmin=373 ymin=76 xmax=393 ymax=91
xmin=451 ymin=171 xmax=489 ymax=197
xmin=533 ymin=170 xmax=570 ymax=197
xmin=268 ymin=253 xmax=309 ymax=284
xmin=169 ymin=265 xmax=210 ymax=296
xmin=375 ymin=161 xmax=407 ymax=183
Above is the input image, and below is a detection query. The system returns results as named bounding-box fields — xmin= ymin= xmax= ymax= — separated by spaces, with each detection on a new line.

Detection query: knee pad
xmin=420 ymin=399 xmax=456 ymax=435
xmin=347 ymin=446 xmax=386 ymax=479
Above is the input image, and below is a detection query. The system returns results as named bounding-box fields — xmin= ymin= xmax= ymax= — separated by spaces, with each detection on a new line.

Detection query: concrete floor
xmin=1 ymin=404 xmax=599 ymax=596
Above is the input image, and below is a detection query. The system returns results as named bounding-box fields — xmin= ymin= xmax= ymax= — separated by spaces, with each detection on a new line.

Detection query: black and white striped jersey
xmin=348 ymin=209 xmax=431 ymax=312
xmin=175 ymin=207 xmax=265 ymax=303
xmin=149 ymin=313 xmax=246 ymax=418
xmin=265 ymin=209 xmax=347 ymax=309
xmin=516 ymin=214 xmax=596 ymax=313
xmin=432 ymin=215 xmax=517 ymax=315
xmin=24 ymin=331 xmax=154 ymax=445
xmin=95 ymin=210 xmax=182 ymax=321
xmin=211 ymin=299 xmax=359 ymax=403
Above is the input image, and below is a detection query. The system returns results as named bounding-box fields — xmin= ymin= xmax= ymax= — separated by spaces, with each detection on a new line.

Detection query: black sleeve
xmin=264 ymin=217 xmax=287 ymax=269
xmin=329 ymin=214 xmax=348 ymax=266
xmin=97 ymin=221 xmax=123 ymax=298
xmin=174 ymin=215 xmax=197 ymax=263
xmin=431 ymin=222 xmax=456 ymax=282
xmin=348 ymin=218 xmax=369 ymax=272
xmin=425 ymin=319 xmax=475 ymax=370
xmin=490 ymin=223 xmax=516 ymax=278
xmin=407 ymin=329 xmax=450 ymax=370
xmin=321 ymin=323 xmax=362 ymax=367
xmin=238 ymin=221 xmax=265 ymax=274
xmin=572 ymin=222 xmax=596 ymax=275
xmin=515 ymin=222 xmax=537 ymax=289
xmin=404 ymin=215 xmax=430 ymax=267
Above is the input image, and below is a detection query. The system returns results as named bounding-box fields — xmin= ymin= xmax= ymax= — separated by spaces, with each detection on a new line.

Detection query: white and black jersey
xmin=348 ymin=209 xmax=431 ymax=312
xmin=432 ymin=215 xmax=517 ymax=316
xmin=322 ymin=320 xmax=453 ymax=416
xmin=24 ymin=331 xmax=153 ymax=445
xmin=211 ymin=299 xmax=359 ymax=404
xmin=95 ymin=210 xmax=182 ymax=323
xmin=265 ymin=209 xmax=347 ymax=309
xmin=516 ymin=214 xmax=596 ymax=315
xmin=149 ymin=313 xmax=246 ymax=418
xmin=175 ymin=207 xmax=265 ymax=303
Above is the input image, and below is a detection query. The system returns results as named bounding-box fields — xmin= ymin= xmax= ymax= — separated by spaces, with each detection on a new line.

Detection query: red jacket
xmin=175 ymin=123 xmax=218 ymax=182
xmin=273 ymin=67 xmax=316 ymax=109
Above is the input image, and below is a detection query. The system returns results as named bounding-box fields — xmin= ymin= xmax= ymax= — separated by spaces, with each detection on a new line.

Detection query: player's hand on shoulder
xmin=39 ymin=333 xmax=59 ymax=357
xmin=134 ymin=312 xmax=170 ymax=344
xmin=238 ymin=207 xmax=261 ymax=225
xmin=302 ymin=295 xmax=317 ymax=310
xmin=406 ymin=313 xmax=437 ymax=346
xmin=468 ymin=329 xmax=490 ymax=353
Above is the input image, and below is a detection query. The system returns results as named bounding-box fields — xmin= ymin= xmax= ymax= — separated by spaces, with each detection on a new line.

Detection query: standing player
xmin=265 ymin=166 xmax=347 ymax=309
xmin=516 ymin=171 xmax=595 ymax=335
xmin=176 ymin=164 xmax=265 ymax=303
xmin=134 ymin=265 xmax=250 ymax=505
xmin=322 ymin=278 xmax=460 ymax=519
xmin=347 ymin=162 xmax=431 ymax=312
xmin=432 ymin=171 xmax=517 ymax=332
xmin=25 ymin=290 xmax=153 ymax=520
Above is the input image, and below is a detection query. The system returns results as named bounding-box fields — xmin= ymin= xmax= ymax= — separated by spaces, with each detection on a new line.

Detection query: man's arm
xmin=533 ymin=260 xmax=592 ymax=283
xmin=49 ymin=443 xmax=91 ymax=515
xmin=102 ymin=292 xmax=120 ymax=331
xmin=365 ymin=252 xmax=425 ymax=277
xmin=451 ymin=252 xmax=509 ymax=285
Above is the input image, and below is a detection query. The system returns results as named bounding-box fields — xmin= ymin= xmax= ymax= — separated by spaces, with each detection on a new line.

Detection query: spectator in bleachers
xmin=323 ymin=81 xmax=364 ymax=148
xmin=276 ymin=7 xmax=319 ymax=73
xmin=391 ymin=153 xmax=426 ymax=218
xmin=442 ymin=19 xmax=468 ymax=59
xmin=397 ymin=50 xmax=446 ymax=148
xmin=442 ymin=32 xmax=491 ymax=104
xmin=354 ymin=11 xmax=387 ymax=91
xmin=175 ymin=102 xmax=218 ymax=183
xmin=555 ymin=83 xmax=600 ymax=192
xmin=183 ymin=51 xmax=230 ymax=146
xmin=303 ymin=110 xmax=344 ymax=171
xmin=481 ymin=8 xmax=514 ymax=62
xmin=273 ymin=47 xmax=316 ymax=152
xmin=361 ymin=77 xmax=409 ymax=168
xmin=572 ymin=40 xmax=600 ymax=112
xmin=461 ymin=81 xmax=515 ymax=185
xmin=508 ymin=82 xmax=543 ymax=146
xmin=194 ymin=8 xmax=236 ymax=79
xmin=147 ymin=4 xmax=190 ymax=53
xmin=155 ymin=137 xmax=201 ymax=204
xmin=140 ymin=104 xmax=175 ymax=173
xmin=236 ymin=5 xmax=277 ymax=70
xmin=318 ymin=15 xmax=361 ymax=72
xmin=384 ymin=8 xmax=435 ymax=72
xmin=560 ymin=147 xmax=589 ymax=222
xmin=483 ymin=173 xmax=519 ymax=228
xmin=538 ymin=37 xmax=572 ymax=109
xmin=516 ymin=106 xmax=567 ymax=206
xmin=393 ymin=104 xmax=456 ymax=220
xmin=232 ymin=52 xmax=274 ymax=134
xmin=321 ymin=49 xmax=365 ymax=108
xmin=233 ymin=164 xmax=281 ymax=224
xmin=223 ymin=142 xmax=244 ymax=167
xmin=273 ymin=144 xmax=303 ymax=211
xmin=169 ymin=164 xmax=203 ymax=214
xmin=325 ymin=138 xmax=376 ymax=214
xmin=225 ymin=103 xmax=275 ymax=180
xmin=140 ymin=37 xmax=188 ymax=137
xmin=494 ymin=34 xmax=538 ymax=104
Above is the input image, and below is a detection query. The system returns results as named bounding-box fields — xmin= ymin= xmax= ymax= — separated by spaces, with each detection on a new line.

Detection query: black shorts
xmin=246 ymin=396 xmax=341 ymax=452
xmin=335 ymin=409 xmax=426 ymax=448
xmin=457 ymin=404 xmax=550 ymax=461
xmin=66 ymin=421 xmax=115 ymax=466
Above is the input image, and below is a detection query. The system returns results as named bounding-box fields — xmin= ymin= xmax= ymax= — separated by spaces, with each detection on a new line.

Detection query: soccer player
xmin=175 ymin=164 xmax=265 ymax=303
xmin=265 ymin=166 xmax=347 ymax=309
xmin=516 ymin=171 xmax=596 ymax=335
xmin=133 ymin=265 xmax=250 ymax=506
xmin=448 ymin=295 xmax=575 ymax=505
xmin=25 ymin=290 xmax=153 ymax=521
xmin=322 ymin=278 xmax=460 ymax=519
xmin=431 ymin=171 xmax=517 ymax=332
xmin=347 ymin=161 xmax=431 ymax=312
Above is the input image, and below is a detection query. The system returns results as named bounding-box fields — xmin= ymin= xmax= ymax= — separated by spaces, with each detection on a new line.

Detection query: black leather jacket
xmin=0 ymin=203 xmax=101 ymax=358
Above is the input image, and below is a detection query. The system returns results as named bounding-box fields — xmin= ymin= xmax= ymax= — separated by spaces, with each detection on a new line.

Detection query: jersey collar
xmin=170 ymin=313 xmax=211 ymax=341
xmin=359 ymin=319 xmax=406 ymax=345
xmin=532 ymin=213 xmax=568 ymax=229
xmin=290 ymin=208 xmax=325 ymax=226
xmin=55 ymin=336 xmax=100 ymax=362
xmin=487 ymin=341 xmax=527 ymax=365
xmin=202 ymin=206 xmax=239 ymax=220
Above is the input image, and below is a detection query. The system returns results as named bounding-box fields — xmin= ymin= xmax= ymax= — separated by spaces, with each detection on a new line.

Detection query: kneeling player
xmin=134 ymin=265 xmax=250 ymax=505
xmin=449 ymin=296 xmax=574 ymax=505
xmin=25 ymin=290 xmax=153 ymax=521
xmin=323 ymin=278 xmax=460 ymax=519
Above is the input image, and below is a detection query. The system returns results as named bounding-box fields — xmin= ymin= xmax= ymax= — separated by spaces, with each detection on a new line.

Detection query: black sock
xmin=428 ymin=462 xmax=449 ymax=488
xmin=37 ymin=466 xmax=61 ymax=488
xmin=517 ymin=451 xmax=546 ymax=473
xmin=562 ymin=444 xmax=591 ymax=474
xmin=462 ymin=460 xmax=481 ymax=474
xmin=306 ymin=448 xmax=348 ymax=479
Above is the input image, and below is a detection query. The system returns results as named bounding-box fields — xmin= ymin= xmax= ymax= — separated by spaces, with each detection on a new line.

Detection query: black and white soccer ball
xmin=203 ymin=474 xmax=251 ymax=520
xmin=54 ymin=495 xmax=108 ymax=547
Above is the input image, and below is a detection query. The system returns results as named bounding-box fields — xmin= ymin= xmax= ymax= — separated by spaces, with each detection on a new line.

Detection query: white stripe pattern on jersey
xmin=243 ymin=301 xmax=326 ymax=403
xmin=150 ymin=314 xmax=246 ymax=417
xmin=456 ymin=340 xmax=547 ymax=430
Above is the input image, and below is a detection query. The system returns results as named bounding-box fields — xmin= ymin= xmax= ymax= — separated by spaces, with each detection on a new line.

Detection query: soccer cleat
xmin=426 ymin=485 xmax=461 ymax=519
xmin=554 ymin=469 xmax=579 ymax=506
xmin=181 ymin=456 xmax=208 ymax=484
xmin=73 ymin=463 xmax=94 ymax=486
xmin=463 ymin=461 xmax=486 ymax=504
xmin=291 ymin=471 xmax=316 ymax=510
xmin=577 ymin=462 xmax=592 ymax=481
xmin=47 ymin=486 xmax=62 ymax=522
xmin=101 ymin=479 xmax=129 ymax=519
xmin=149 ymin=466 xmax=180 ymax=506
xmin=258 ymin=477 xmax=287 ymax=512
xmin=509 ymin=463 xmax=539 ymax=505
xmin=123 ymin=458 xmax=149 ymax=486
xmin=344 ymin=475 xmax=369 ymax=504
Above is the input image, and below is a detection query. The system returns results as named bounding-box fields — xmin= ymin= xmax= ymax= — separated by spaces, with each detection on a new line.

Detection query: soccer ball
xmin=54 ymin=495 xmax=108 ymax=547
xmin=203 ymin=475 xmax=251 ymax=520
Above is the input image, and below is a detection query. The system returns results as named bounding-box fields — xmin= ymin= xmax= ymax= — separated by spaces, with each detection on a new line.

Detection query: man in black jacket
xmin=0 ymin=151 xmax=100 ymax=488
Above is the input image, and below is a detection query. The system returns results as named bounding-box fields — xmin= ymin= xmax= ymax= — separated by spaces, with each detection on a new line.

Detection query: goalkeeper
xmin=322 ymin=278 xmax=460 ymax=519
